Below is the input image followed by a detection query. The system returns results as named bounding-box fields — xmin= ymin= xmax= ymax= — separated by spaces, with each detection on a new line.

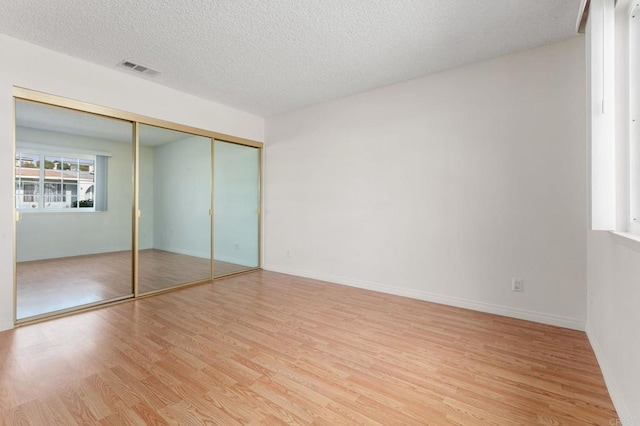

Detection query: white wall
xmin=264 ymin=37 xmax=587 ymax=330
xmin=138 ymin=145 xmax=155 ymax=250
xmin=587 ymin=233 xmax=640 ymax=423
xmin=214 ymin=140 xmax=260 ymax=267
xmin=0 ymin=33 xmax=264 ymax=331
xmin=583 ymin=1 xmax=640 ymax=421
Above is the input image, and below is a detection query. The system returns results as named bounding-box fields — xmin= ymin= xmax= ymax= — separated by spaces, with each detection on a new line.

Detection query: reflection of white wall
xmin=138 ymin=145 xmax=154 ymax=249
xmin=152 ymin=136 xmax=212 ymax=259
xmin=214 ymin=141 xmax=260 ymax=267
xmin=16 ymin=127 xmax=133 ymax=261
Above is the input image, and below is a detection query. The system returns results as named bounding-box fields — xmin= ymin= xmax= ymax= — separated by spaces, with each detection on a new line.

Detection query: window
xmin=589 ymin=0 xmax=640 ymax=236
xmin=15 ymin=151 xmax=106 ymax=212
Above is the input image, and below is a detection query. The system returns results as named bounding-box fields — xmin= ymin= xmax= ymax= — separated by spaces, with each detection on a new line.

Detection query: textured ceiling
xmin=0 ymin=0 xmax=583 ymax=117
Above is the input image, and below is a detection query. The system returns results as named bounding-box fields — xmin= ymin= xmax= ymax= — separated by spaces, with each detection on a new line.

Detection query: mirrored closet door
xmin=14 ymin=89 xmax=263 ymax=324
xmin=137 ymin=124 xmax=213 ymax=294
xmin=213 ymin=140 xmax=260 ymax=277
xmin=15 ymin=100 xmax=134 ymax=320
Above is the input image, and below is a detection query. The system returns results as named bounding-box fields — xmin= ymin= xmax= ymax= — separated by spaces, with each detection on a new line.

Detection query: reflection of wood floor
xmin=0 ymin=270 xmax=617 ymax=424
xmin=16 ymin=249 xmax=253 ymax=320
xmin=138 ymin=249 xmax=212 ymax=293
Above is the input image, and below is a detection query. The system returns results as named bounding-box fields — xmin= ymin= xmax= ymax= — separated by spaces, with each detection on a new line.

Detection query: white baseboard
xmin=263 ymin=264 xmax=585 ymax=331
xmin=586 ymin=321 xmax=633 ymax=424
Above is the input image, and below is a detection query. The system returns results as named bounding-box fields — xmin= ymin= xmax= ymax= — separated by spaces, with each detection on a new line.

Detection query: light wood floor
xmin=16 ymin=250 xmax=253 ymax=320
xmin=1 ymin=270 xmax=617 ymax=424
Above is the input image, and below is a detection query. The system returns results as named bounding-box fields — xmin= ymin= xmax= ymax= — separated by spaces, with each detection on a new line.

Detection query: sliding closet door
xmin=213 ymin=140 xmax=260 ymax=277
xmin=138 ymin=124 xmax=212 ymax=294
xmin=15 ymin=100 xmax=134 ymax=321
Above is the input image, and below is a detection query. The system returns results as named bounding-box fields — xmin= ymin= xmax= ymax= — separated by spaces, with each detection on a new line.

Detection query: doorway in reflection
xmin=15 ymin=100 xmax=134 ymax=320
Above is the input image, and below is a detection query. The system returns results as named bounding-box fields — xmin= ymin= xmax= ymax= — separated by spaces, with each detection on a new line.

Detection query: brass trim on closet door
xmin=258 ymin=146 xmax=263 ymax=270
xmin=11 ymin=87 xmax=263 ymax=326
xmin=12 ymin=96 xmax=18 ymax=324
xmin=133 ymin=122 xmax=140 ymax=297
xmin=211 ymin=137 xmax=215 ymax=279
xmin=13 ymin=87 xmax=263 ymax=148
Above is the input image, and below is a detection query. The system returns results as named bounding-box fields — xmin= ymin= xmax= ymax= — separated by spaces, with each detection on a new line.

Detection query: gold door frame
xmin=12 ymin=87 xmax=263 ymax=325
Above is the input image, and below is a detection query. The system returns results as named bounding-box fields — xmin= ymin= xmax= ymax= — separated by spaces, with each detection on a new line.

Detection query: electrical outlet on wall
xmin=234 ymin=242 xmax=240 ymax=251
xmin=512 ymin=278 xmax=524 ymax=292
xmin=286 ymin=249 xmax=293 ymax=259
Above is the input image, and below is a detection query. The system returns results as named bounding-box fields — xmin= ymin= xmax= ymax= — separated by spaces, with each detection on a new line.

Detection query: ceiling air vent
xmin=118 ymin=60 xmax=160 ymax=76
